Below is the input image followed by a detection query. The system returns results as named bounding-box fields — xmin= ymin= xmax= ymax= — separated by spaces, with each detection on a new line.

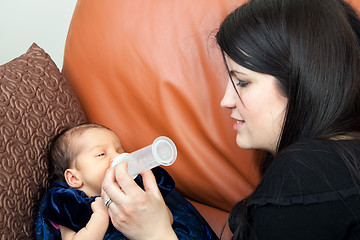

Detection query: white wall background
xmin=0 ymin=0 xmax=77 ymax=70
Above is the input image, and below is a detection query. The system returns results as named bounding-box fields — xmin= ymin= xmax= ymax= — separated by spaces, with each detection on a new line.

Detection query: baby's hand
xmin=91 ymin=197 xmax=109 ymax=219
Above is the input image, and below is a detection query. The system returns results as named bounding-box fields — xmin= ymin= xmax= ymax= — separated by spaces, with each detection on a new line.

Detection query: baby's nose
xmin=109 ymin=153 xmax=119 ymax=162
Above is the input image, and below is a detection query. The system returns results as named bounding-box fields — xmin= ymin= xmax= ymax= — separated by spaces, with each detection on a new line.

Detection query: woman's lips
xmin=233 ymin=120 xmax=245 ymax=131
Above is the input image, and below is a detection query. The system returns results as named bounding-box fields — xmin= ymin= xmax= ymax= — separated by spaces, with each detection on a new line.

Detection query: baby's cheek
xmin=100 ymin=168 xmax=108 ymax=183
xmin=101 ymin=171 xmax=107 ymax=181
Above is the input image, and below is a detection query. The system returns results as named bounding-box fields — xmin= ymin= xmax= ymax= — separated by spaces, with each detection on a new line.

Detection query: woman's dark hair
xmin=47 ymin=123 xmax=110 ymax=185
xmin=216 ymin=0 xmax=360 ymax=238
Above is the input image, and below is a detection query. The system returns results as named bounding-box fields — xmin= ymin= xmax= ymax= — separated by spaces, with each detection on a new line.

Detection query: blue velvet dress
xmin=35 ymin=167 xmax=218 ymax=240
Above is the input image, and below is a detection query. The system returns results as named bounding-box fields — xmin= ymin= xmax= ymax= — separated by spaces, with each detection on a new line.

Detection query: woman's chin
xmin=236 ymin=138 xmax=252 ymax=150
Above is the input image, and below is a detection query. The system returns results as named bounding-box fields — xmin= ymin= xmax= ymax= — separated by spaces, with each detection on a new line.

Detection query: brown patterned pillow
xmin=0 ymin=43 xmax=87 ymax=239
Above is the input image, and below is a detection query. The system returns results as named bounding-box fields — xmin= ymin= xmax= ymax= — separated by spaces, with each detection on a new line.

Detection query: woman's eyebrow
xmin=230 ymin=70 xmax=247 ymax=76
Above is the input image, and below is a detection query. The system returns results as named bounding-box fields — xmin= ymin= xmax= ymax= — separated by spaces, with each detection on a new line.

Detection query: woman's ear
xmin=64 ymin=169 xmax=83 ymax=188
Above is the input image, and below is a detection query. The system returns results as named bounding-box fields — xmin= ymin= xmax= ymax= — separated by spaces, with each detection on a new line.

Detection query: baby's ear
xmin=64 ymin=169 xmax=83 ymax=188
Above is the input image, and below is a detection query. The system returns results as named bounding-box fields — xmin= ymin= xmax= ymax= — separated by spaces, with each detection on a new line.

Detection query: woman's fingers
xmin=105 ymin=162 xmax=160 ymax=198
xmin=140 ymin=169 xmax=162 ymax=198
xmin=102 ymin=161 xmax=144 ymax=207
xmin=113 ymin=162 xmax=142 ymax=196
xmin=101 ymin=162 xmax=176 ymax=239
xmin=101 ymin=163 xmax=124 ymax=204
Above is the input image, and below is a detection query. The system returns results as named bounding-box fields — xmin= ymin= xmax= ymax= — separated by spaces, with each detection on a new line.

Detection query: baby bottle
xmin=111 ymin=136 xmax=177 ymax=178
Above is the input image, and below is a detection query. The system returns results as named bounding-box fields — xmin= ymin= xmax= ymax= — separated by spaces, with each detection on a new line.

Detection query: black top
xmin=235 ymin=139 xmax=360 ymax=240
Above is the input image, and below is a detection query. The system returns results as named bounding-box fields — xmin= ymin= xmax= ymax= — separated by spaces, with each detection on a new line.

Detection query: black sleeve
xmin=249 ymin=198 xmax=359 ymax=240
xmin=246 ymin=140 xmax=360 ymax=240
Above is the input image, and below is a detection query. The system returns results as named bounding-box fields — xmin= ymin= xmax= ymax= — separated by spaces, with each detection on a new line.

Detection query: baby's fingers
xmin=91 ymin=197 xmax=106 ymax=212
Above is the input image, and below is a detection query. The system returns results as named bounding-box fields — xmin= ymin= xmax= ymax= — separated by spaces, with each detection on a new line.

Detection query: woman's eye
xmin=236 ymin=80 xmax=248 ymax=87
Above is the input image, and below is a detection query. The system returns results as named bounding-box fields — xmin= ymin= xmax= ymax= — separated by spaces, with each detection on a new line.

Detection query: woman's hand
xmin=101 ymin=162 xmax=177 ymax=240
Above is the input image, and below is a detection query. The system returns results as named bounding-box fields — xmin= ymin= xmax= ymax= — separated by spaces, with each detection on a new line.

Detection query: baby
xmin=35 ymin=123 xmax=218 ymax=240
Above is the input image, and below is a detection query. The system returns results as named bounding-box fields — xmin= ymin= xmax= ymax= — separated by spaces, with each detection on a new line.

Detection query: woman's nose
xmin=220 ymin=80 xmax=236 ymax=109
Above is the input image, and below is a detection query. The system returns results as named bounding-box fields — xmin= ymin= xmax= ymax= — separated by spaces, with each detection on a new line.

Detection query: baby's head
xmin=48 ymin=123 xmax=125 ymax=197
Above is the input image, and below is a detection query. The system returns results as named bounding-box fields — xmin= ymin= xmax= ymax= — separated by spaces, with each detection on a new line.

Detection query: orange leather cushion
xmin=348 ymin=0 xmax=360 ymax=11
xmin=62 ymin=0 xmax=260 ymax=212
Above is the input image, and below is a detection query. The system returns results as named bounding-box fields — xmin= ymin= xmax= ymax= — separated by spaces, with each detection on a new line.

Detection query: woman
xmin=102 ymin=0 xmax=360 ymax=239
